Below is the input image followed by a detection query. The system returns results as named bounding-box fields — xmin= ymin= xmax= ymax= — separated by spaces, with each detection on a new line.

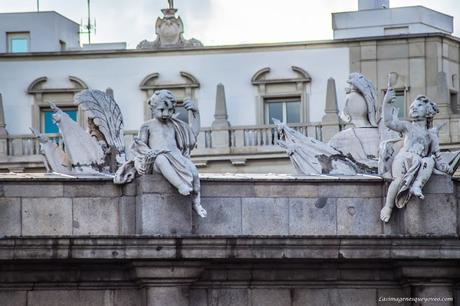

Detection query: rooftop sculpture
xmin=276 ymin=73 xmax=383 ymax=175
xmin=114 ymin=90 xmax=207 ymax=218
xmin=137 ymin=0 xmax=203 ymax=49
xmin=31 ymin=89 xmax=126 ymax=175
xmin=277 ymin=73 xmax=460 ymax=222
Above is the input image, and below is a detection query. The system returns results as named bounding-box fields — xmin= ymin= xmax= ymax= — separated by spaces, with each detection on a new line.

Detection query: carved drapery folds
xmin=251 ymin=66 xmax=311 ymax=125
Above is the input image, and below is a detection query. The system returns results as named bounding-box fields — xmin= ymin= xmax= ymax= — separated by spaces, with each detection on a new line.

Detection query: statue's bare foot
xmin=410 ymin=186 xmax=424 ymax=199
xmin=380 ymin=206 xmax=392 ymax=223
xmin=178 ymin=184 xmax=192 ymax=196
xmin=193 ymin=202 xmax=207 ymax=218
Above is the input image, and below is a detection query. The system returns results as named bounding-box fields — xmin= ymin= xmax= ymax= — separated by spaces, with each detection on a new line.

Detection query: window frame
xmin=40 ymin=106 xmax=78 ymax=134
xmin=264 ymin=96 xmax=301 ymax=124
xmin=7 ymin=32 xmax=30 ymax=53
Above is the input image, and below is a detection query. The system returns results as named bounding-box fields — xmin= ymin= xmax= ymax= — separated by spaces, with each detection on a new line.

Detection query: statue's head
xmin=49 ymin=102 xmax=64 ymax=124
xmin=156 ymin=16 xmax=183 ymax=45
xmin=148 ymin=90 xmax=176 ymax=121
xmin=409 ymin=95 xmax=439 ymax=120
xmin=343 ymin=73 xmax=378 ymax=127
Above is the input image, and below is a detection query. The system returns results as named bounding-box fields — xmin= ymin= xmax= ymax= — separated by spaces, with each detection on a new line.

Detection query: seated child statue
xmin=114 ymin=90 xmax=206 ymax=218
xmin=379 ymin=88 xmax=452 ymax=222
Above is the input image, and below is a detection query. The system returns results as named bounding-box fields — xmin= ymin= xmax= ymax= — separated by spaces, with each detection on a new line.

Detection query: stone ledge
xmin=1 ymin=237 xmax=460 ymax=260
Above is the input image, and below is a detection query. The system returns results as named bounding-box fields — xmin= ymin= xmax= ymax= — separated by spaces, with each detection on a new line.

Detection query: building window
xmin=7 ymin=32 xmax=30 ymax=53
xmin=393 ymin=91 xmax=406 ymax=118
xmin=384 ymin=89 xmax=406 ymax=118
xmin=264 ymin=98 xmax=301 ymax=124
xmin=450 ymin=91 xmax=458 ymax=114
xmin=40 ymin=107 xmax=78 ymax=133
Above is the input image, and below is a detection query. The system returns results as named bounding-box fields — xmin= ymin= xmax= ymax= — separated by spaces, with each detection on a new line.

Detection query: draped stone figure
xmin=379 ymin=89 xmax=456 ymax=222
xmin=114 ymin=90 xmax=207 ymax=218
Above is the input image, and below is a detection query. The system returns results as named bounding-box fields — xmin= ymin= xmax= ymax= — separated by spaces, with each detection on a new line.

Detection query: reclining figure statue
xmin=114 ymin=90 xmax=207 ymax=218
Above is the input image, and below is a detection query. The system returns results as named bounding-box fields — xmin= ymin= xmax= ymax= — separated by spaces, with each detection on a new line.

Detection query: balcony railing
xmin=3 ymin=123 xmax=323 ymax=158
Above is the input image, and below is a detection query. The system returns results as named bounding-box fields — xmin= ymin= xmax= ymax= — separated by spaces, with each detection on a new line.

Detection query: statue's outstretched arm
xmin=183 ymin=98 xmax=200 ymax=137
xmin=383 ymin=88 xmax=406 ymax=132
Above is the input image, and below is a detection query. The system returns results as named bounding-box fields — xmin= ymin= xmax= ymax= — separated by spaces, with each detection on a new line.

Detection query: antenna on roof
xmin=79 ymin=0 xmax=96 ymax=44
xmin=36 ymin=0 xmax=40 ymax=12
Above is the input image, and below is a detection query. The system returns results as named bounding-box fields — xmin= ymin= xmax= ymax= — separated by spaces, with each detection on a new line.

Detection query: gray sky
xmin=1 ymin=0 xmax=459 ymax=48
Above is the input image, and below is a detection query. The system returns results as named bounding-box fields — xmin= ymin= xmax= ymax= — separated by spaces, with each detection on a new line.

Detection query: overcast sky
xmin=1 ymin=0 xmax=459 ymax=48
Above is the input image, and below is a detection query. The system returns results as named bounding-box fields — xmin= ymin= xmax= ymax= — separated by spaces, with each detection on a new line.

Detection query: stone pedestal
xmin=135 ymin=174 xmax=192 ymax=235
xmin=399 ymin=174 xmax=457 ymax=236
xmin=132 ymin=261 xmax=204 ymax=306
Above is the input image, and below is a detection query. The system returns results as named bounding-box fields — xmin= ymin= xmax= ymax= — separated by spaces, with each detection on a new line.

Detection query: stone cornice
xmin=1 ymin=237 xmax=459 ymax=260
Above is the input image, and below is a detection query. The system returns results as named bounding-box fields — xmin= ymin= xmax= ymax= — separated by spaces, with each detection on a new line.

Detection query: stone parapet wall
xmin=0 ymin=173 xmax=457 ymax=237
xmin=0 ymin=173 xmax=459 ymax=305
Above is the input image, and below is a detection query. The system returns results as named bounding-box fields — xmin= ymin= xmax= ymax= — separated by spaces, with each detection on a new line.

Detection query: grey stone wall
xmin=0 ymin=174 xmax=459 ymax=305
xmin=0 ymin=174 xmax=457 ymax=237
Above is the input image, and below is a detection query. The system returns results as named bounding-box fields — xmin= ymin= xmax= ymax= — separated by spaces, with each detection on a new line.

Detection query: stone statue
xmin=277 ymin=73 xmax=383 ymax=175
xmin=114 ymin=90 xmax=207 ymax=218
xmin=49 ymin=102 xmax=105 ymax=173
xmin=137 ymin=2 xmax=203 ymax=49
xmin=329 ymin=73 xmax=381 ymax=170
xmin=30 ymin=128 xmax=71 ymax=174
xmin=379 ymin=89 xmax=455 ymax=222
xmin=32 ymin=89 xmax=126 ymax=175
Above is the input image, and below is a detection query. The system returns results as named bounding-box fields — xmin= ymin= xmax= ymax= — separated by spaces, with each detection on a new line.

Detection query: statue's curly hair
xmin=148 ymin=90 xmax=177 ymax=109
xmin=414 ymin=95 xmax=439 ymax=118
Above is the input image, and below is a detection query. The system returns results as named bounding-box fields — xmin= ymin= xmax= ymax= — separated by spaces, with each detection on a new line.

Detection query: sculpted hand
xmin=183 ymin=98 xmax=199 ymax=113
xmin=384 ymin=88 xmax=396 ymax=104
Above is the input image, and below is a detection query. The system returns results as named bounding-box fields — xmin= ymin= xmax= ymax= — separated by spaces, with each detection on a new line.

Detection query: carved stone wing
xmin=74 ymin=89 xmax=125 ymax=154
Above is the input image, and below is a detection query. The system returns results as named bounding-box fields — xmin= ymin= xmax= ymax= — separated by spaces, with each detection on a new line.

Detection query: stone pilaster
xmin=434 ymin=72 xmax=451 ymax=143
xmin=135 ymin=174 xmax=193 ymax=235
xmin=132 ymin=261 xmax=204 ymax=306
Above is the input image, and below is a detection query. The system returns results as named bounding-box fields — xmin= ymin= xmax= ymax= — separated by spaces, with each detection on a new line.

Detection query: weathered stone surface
xmin=110 ymin=289 xmax=142 ymax=306
xmin=146 ymin=287 xmax=189 ymax=306
xmin=319 ymin=183 xmax=382 ymax=198
xmin=193 ymin=198 xmax=241 ymax=235
xmin=122 ymin=181 xmax=137 ymax=196
xmin=401 ymin=194 xmax=457 ymax=236
xmin=251 ymin=289 xmax=291 ymax=306
xmin=254 ymin=182 xmax=318 ymax=198
xmin=0 ymin=198 xmax=21 ymax=236
xmin=4 ymin=182 xmax=63 ymax=197
xmin=293 ymin=289 xmax=377 ymax=306
xmin=209 ymin=289 xmax=249 ymax=306
xmin=72 ymin=197 xmax=119 ymax=235
xmin=27 ymin=290 xmax=105 ymax=306
xmin=289 ymin=198 xmax=337 ymax=235
xmin=242 ymin=198 xmax=288 ymax=235
xmin=64 ymin=182 xmax=121 ymax=197
xmin=190 ymin=289 xmax=207 ymax=306
xmin=423 ymin=174 xmax=454 ymax=194
xmin=202 ymin=182 xmax=256 ymax=198
xmin=120 ymin=196 xmax=136 ymax=235
xmin=136 ymin=194 xmax=192 ymax=235
xmin=0 ymin=291 xmax=27 ymax=306
xmin=337 ymin=198 xmax=382 ymax=235
xmin=136 ymin=174 xmax=176 ymax=195
xmin=22 ymin=198 xmax=72 ymax=235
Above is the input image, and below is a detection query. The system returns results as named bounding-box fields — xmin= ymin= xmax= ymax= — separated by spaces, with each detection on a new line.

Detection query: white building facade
xmin=0 ymin=1 xmax=459 ymax=173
